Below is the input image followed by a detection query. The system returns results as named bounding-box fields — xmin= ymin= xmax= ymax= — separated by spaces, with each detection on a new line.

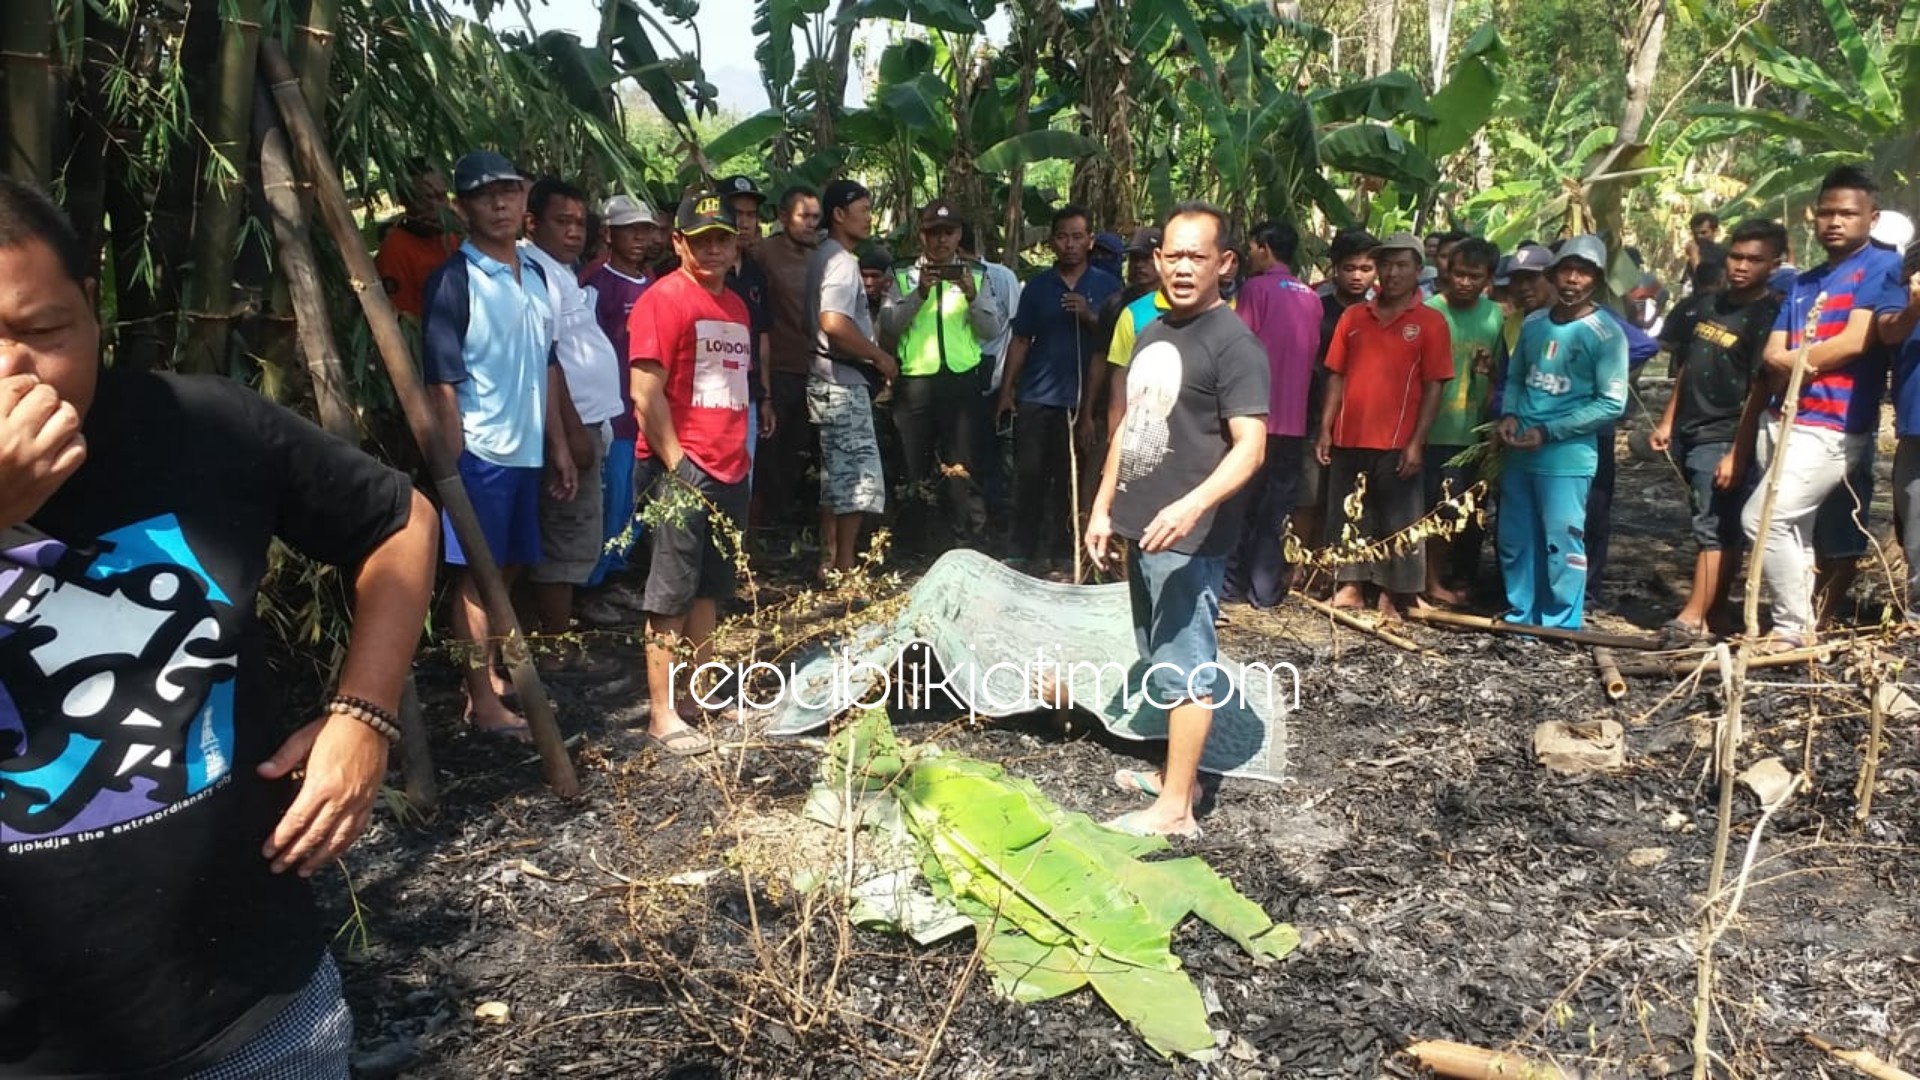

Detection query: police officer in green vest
xmin=878 ymin=198 xmax=1008 ymax=552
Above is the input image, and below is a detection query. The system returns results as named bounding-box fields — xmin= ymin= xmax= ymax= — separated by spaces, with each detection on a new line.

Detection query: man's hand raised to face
xmin=0 ymin=374 xmax=86 ymax=530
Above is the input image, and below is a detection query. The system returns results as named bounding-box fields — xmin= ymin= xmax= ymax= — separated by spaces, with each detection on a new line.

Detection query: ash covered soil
xmin=320 ymin=400 xmax=1920 ymax=1079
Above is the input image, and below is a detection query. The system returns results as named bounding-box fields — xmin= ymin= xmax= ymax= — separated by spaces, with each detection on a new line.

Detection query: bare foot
xmin=1107 ymin=804 xmax=1202 ymax=838
xmin=464 ymin=700 xmax=531 ymax=742
xmin=1377 ymin=592 xmax=1413 ymax=621
xmin=1331 ymin=584 xmax=1365 ymax=611
xmin=1424 ymin=582 xmax=1466 ymax=607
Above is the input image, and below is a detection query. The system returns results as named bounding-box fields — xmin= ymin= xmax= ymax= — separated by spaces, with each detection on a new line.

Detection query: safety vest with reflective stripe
xmin=894 ymin=265 xmax=986 ymax=377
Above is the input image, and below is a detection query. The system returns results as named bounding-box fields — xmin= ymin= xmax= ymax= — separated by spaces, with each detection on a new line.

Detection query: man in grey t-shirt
xmin=806 ymin=179 xmax=898 ymax=582
xmin=1086 ymin=202 xmax=1269 ymax=839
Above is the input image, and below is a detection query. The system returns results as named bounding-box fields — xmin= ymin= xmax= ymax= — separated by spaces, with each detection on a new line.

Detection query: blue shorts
xmin=443 ymin=450 xmax=542 ymax=568
xmin=587 ymin=438 xmax=639 ymax=586
xmin=1127 ymin=545 xmax=1226 ymax=707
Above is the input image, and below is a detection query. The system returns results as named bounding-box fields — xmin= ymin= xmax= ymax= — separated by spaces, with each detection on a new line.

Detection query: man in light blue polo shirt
xmin=422 ymin=150 xmax=575 ymax=740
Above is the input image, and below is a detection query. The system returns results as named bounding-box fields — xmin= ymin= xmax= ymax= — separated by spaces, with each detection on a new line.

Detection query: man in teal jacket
xmin=1496 ymin=234 xmax=1629 ymax=629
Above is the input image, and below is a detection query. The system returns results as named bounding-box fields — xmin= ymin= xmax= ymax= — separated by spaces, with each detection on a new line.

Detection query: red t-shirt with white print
xmin=626 ymin=268 xmax=753 ymax=484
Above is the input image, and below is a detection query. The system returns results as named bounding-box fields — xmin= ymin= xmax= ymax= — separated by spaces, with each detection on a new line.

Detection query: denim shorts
xmin=1673 ymin=438 xmax=1751 ymax=552
xmin=1127 ymin=545 xmax=1227 ymax=707
xmin=808 ymin=379 xmax=886 ymax=515
xmin=443 ymin=450 xmax=542 ymax=568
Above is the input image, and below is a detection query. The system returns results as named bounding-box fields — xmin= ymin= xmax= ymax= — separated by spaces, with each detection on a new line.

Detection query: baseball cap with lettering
xmin=675 ymin=190 xmax=737 ymax=237
xmin=1507 ymin=243 xmax=1554 ymax=277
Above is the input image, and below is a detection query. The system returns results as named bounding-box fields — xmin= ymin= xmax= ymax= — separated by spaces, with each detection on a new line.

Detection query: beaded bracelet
xmin=326 ymin=694 xmax=401 ymax=745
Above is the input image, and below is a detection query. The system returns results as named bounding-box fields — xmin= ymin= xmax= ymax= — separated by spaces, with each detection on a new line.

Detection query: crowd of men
xmin=7 ymin=149 xmax=1920 ymax=1073
xmin=371 ymin=155 xmax=1920 ymax=761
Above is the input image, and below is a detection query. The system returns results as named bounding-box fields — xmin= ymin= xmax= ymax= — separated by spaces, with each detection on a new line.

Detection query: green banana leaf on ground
xmin=808 ymin=711 xmax=1300 ymax=1061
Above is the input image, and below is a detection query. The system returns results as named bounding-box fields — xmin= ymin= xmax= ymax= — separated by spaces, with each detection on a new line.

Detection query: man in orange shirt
xmin=1314 ymin=232 xmax=1454 ymax=618
xmin=374 ymin=161 xmax=459 ymax=319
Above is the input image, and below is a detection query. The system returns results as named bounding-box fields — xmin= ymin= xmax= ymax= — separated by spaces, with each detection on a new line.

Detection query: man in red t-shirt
xmin=627 ymin=191 xmax=754 ymax=757
xmin=1314 ymin=232 xmax=1453 ymax=618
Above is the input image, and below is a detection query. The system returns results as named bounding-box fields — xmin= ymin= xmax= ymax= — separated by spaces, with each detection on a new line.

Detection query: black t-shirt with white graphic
xmin=0 ymin=370 xmax=412 ymax=1078
xmin=1111 ymin=303 xmax=1271 ymax=556
xmin=1673 ymin=291 xmax=1781 ymax=444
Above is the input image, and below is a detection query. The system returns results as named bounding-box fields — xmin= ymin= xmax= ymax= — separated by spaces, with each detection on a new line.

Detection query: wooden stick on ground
xmin=1299 ymin=595 xmax=1421 ymax=651
xmin=1405 ymin=606 xmax=1661 ymax=650
xmin=1402 ymin=1039 xmax=1573 ymax=1080
xmin=1806 ymin=1033 xmax=1920 ymax=1080
xmin=260 ymin=41 xmax=578 ymax=798
xmin=1858 ymin=680 xmax=1918 ymax=823
xmin=1592 ymin=646 xmax=1626 ymax=701
xmin=1613 ymin=643 xmax=1835 ymax=677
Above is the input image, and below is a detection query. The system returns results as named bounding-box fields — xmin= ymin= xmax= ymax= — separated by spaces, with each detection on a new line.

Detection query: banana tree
xmin=1688 ymin=0 xmax=1920 ymax=213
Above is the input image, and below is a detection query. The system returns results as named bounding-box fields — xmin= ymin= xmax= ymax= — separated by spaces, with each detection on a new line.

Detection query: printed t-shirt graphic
xmin=0 ymin=520 xmax=238 ymax=842
xmin=1118 ymin=339 xmax=1182 ymax=485
xmin=1772 ymin=243 xmax=1903 ymax=432
xmin=628 ymin=269 xmax=754 ymax=483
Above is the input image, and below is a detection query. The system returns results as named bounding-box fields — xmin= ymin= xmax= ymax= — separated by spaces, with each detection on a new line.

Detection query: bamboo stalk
xmin=260 ymin=40 xmax=578 ymax=799
xmin=254 ymin=78 xmax=435 ymax=804
xmin=1402 ymin=1039 xmax=1572 ymax=1080
xmin=1693 ymin=291 xmax=1827 ymax=1080
xmin=1857 ymin=679 xmax=1915 ymax=823
xmin=1612 ymin=643 xmax=1833 ymax=677
xmin=1300 ymin=595 xmax=1421 ymax=651
xmin=1592 ymin=646 xmax=1626 ymax=700
xmin=2 ymin=0 xmax=57 ymax=187
xmin=1405 ymin=606 xmax=1661 ymax=650
xmin=180 ymin=0 xmax=264 ymax=375
xmin=291 ymin=0 xmax=339 ymax=139
xmin=1805 ymin=1034 xmax=1920 ymax=1080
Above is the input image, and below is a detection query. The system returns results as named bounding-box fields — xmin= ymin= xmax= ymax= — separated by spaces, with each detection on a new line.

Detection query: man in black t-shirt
xmin=0 ymin=178 xmax=437 ymax=1077
xmin=1648 ymin=219 xmax=1786 ymax=641
xmin=1659 ymin=260 xmax=1725 ymax=377
xmin=1085 ymin=203 xmax=1269 ymax=840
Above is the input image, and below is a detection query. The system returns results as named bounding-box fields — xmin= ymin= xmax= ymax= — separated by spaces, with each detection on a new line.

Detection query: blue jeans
xmin=1499 ymin=469 xmax=1593 ymax=629
xmin=1127 ymin=545 xmax=1227 ymax=707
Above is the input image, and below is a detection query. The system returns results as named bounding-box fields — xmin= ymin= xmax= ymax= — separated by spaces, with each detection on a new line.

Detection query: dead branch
xmin=1405 ymin=607 xmax=1660 ymax=650
xmin=1613 ymin=642 xmax=1836 ymax=677
xmin=1299 ymin=595 xmax=1422 ymax=651
xmin=1402 ymin=1039 xmax=1576 ymax=1079
xmin=1805 ymin=1034 xmax=1920 ymax=1080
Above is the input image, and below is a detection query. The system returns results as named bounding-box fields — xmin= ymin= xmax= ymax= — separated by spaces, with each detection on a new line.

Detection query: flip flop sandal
xmin=1658 ymin=619 xmax=1711 ymax=646
xmin=648 ymin=727 xmax=713 ymax=757
xmin=1113 ymin=767 xmax=1164 ymax=797
xmin=1103 ymin=810 xmax=1201 ymax=840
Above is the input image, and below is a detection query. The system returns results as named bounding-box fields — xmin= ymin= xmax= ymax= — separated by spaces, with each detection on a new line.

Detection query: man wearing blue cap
xmin=422 ymin=150 xmax=575 ymax=740
xmin=1495 ymin=234 xmax=1628 ymax=630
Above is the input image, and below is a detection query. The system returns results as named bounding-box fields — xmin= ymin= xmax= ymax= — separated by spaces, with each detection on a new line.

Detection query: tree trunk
xmin=1364 ymin=0 xmax=1400 ymax=78
xmin=1615 ymin=0 xmax=1667 ymax=147
xmin=180 ymin=0 xmax=263 ymax=375
xmin=1426 ymin=0 xmax=1455 ymax=90
xmin=2 ymin=0 xmax=57 ymax=186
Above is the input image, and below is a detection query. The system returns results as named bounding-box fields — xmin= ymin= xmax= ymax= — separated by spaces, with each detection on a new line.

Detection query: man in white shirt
xmin=521 ymin=178 xmax=625 ymax=673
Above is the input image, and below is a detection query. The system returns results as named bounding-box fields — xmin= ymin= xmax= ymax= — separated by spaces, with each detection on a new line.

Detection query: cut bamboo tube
xmin=260 ymin=41 xmax=577 ymax=798
xmin=1592 ymin=646 xmax=1626 ymax=700
xmin=1403 ymin=1039 xmax=1573 ymax=1080
xmin=1405 ymin=606 xmax=1661 ymax=650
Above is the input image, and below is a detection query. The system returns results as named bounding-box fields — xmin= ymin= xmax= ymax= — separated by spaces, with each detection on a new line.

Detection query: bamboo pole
xmin=2 ymin=0 xmax=56 ymax=187
xmin=1404 ymin=606 xmax=1661 ymax=650
xmin=259 ymin=40 xmax=578 ymax=799
xmin=254 ymin=79 xmax=436 ymax=809
xmin=1592 ymin=646 xmax=1626 ymax=700
xmin=1300 ymin=595 xmax=1422 ymax=651
xmin=290 ymin=0 xmax=339 ymax=139
xmin=1857 ymin=679 xmax=1915 ymax=824
xmin=1692 ymin=292 xmax=1827 ymax=1080
xmin=181 ymin=0 xmax=264 ymax=375
xmin=1612 ymin=643 xmax=1832 ymax=678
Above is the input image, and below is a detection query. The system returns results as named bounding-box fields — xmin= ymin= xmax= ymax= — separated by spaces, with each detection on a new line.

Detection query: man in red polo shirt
xmin=627 ymin=190 xmax=754 ymax=757
xmin=1314 ymin=231 xmax=1453 ymax=618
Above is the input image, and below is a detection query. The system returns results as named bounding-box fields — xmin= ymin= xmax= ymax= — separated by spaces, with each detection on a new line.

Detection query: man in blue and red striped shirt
xmin=1742 ymin=166 xmax=1906 ymax=646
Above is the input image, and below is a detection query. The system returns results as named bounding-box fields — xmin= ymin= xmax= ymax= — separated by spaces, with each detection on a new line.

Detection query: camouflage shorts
xmin=808 ymin=378 xmax=887 ymax=515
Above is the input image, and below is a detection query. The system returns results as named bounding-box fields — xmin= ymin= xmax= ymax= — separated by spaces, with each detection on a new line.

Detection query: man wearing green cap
xmin=878 ymin=198 xmax=1006 ymax=551
xmin=626 ymin=190 xmax=754 ymax=757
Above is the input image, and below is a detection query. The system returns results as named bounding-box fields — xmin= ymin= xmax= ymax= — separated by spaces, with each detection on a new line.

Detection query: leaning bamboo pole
xmin=1 ymin=0 xmax=56 ymax=187
xmin=180 ymin=0 xmax=263 ymax=375
xmin=1405 ymin=606 xmax=1661 ymax=650
xmin=259 ymin=40 xmax=578 ymax=798
xmin=1692 ymin=292 xmax=1827 ymax=1080
xmin=254 ymin=79 xmax=436 ymax=810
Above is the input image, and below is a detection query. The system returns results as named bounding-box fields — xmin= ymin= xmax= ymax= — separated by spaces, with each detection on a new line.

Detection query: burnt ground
xmin=318 ymin=384 xmax=1920 ymax=1079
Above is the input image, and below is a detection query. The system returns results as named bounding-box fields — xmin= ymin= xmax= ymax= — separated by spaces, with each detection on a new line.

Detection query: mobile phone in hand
xmin=1902 ymin=240 xmax=1920 ymax=284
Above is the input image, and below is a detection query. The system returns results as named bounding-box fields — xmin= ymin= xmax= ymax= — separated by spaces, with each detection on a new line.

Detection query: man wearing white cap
xmin=1495 ymin=234 xmax=1628 ymax=630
